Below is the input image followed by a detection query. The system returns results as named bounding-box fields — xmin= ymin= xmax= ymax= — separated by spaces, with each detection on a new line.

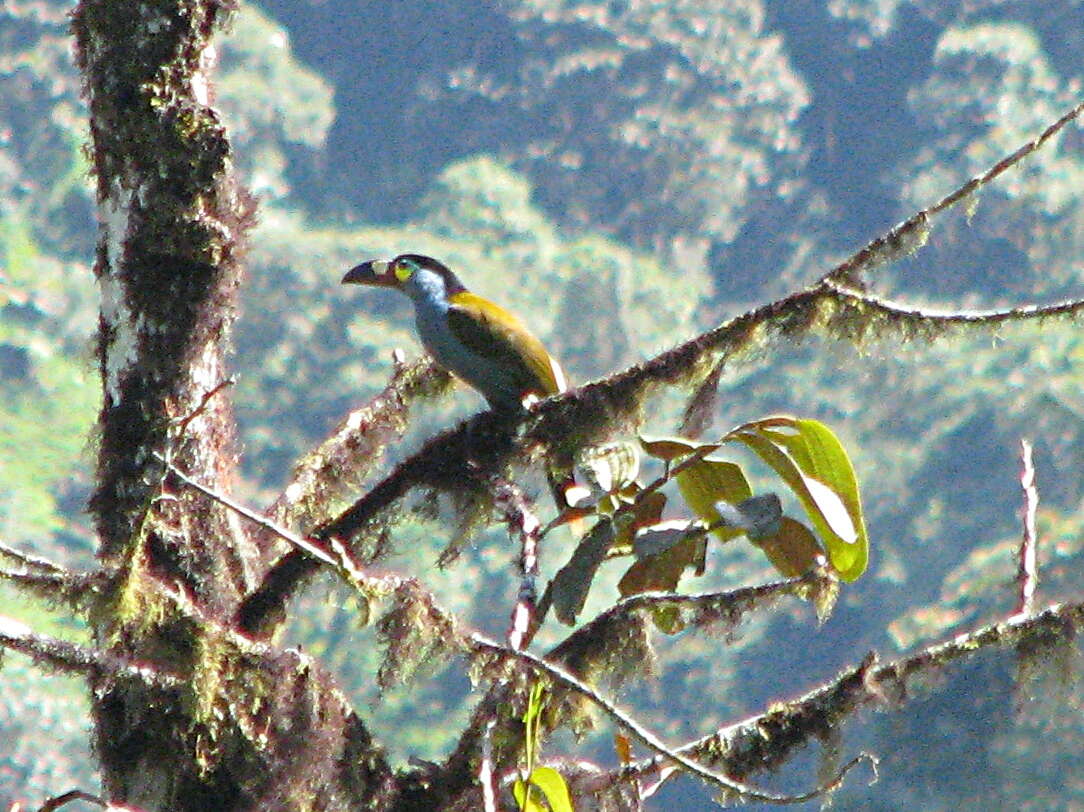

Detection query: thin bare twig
xmin=822 ymin=100 xmax=1084 ymax=286
xmin=470 ymin=633 xmax=874 ymax=805
xmin=1014 ymin=439 xmax=1039 ymax=617
xmin=159 ymin=454 xmax=350 ymax=574
xmin=174 ymin=377 xmax=235 ymax=435
xmin=823 ymin=280 xmax=1084 ymax=327
xmin=160 ymin=454 xmax=409 ymax=636
xmin=0 ymin=539 xmax=66 ymax=574
xmin=38 ymin=790 xmax=106 ymax=811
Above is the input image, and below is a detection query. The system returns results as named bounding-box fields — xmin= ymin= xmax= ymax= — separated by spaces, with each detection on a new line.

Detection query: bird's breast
xmin=414 ymin=301 xmax=521 ymax=409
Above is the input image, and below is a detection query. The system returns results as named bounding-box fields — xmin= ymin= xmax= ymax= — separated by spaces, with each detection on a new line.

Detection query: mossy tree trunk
xmin=71 ymin=1 xmax=389 ymax=807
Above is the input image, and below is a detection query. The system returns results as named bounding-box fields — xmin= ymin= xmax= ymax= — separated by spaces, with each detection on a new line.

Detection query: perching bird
xmin=342 ymin=254 xmax=568 ymax=412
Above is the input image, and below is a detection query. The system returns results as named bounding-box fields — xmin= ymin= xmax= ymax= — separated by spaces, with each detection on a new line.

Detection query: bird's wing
xmin=446 ymin=292 xmax=566 ymax=396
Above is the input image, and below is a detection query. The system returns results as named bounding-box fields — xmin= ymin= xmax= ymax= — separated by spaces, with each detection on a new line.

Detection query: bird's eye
xmin=394 ymin=259 xmax=416 ymax=282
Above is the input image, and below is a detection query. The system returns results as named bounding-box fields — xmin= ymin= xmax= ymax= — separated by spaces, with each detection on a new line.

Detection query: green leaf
xmin=675 ymin=457 xmax=752 ymax=547
xmin=523 ymin=682 xmax=545 ymax=770
xmin=528 ymin=766 xmax=574 ymax=812
xmin=513 ymin=778 xmax=547 ymax=812
xmin=753 ymin=516 xmax=824 ymax=578
xmin=725 ymin=417 xmax=868 ymax=581
xmin=638 ymin=434 xmax=719 ymax=462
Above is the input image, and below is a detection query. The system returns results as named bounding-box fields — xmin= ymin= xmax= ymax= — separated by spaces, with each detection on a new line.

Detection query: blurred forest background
xmin=1 ymin=0 xmax=1082 ymax=808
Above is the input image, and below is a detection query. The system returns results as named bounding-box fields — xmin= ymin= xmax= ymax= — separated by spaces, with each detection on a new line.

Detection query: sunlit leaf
xmin=725 ymin=417 xmax=868 ymax=581
xmin=513 ymin=778 xmax=547 ymax=812
xmin=753 ymin=516 xmax=824 ymax=578
xmin=638 ymin=434 xmax=719 ymax=462
xmin=802 ymin=476 xmax=856 ymax=541
xmin=675 ymin=456 xmax=751 ymax=547
xmin=528 ymin=766 xmax=574 ymax=812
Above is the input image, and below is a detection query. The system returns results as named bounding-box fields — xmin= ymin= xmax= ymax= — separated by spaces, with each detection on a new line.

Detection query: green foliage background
xmin=1 ymin=0 xmax=1082 ymax=808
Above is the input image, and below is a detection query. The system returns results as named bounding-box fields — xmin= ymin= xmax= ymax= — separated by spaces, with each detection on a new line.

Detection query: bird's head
xmin=342 ymin=254 xmax=466 ymax=303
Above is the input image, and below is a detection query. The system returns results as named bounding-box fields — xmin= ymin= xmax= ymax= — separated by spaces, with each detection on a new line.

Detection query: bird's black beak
xmin=342 ymin=259 xmax=393 ymax=286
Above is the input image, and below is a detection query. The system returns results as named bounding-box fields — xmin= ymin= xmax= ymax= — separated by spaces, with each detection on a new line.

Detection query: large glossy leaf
xmin=725 ymin=417 xmax=867 ymax=581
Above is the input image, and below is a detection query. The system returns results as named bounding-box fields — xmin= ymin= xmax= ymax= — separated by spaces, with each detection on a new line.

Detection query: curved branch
xmin=823 ymin=280 xmax=1084 ymax=328
xmin=822 ymin=99 xmax=1084 ymax=287
xmin=609 ymin=600 xmax=1084 ymax=793
xmin=470 ymin=633 xmax=874 ymax=805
